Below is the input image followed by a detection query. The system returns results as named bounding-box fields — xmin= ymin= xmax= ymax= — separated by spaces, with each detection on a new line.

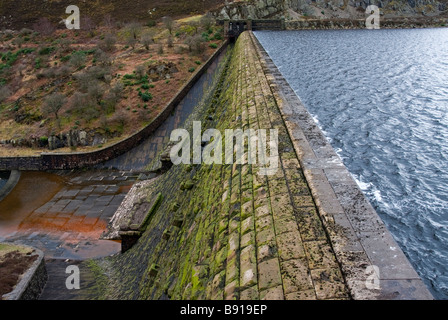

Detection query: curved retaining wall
xmin=0 ymin=41 xmax=228 ymax=171
xmin=2 ymin=245 xmax=47 ymax=300
xmin=0 ymin=170 xmax=20 ymax=202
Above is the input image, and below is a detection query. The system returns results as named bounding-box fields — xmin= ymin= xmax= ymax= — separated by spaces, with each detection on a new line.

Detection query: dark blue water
xmin=0 ymin=171 xmax=10 ymax=190
xmin=255 ymin=28 xmax=448 ymax=299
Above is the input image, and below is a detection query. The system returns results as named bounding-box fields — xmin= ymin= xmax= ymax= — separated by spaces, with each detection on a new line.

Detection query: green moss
xmin=85 ymin=260 xmax=110 ymax=300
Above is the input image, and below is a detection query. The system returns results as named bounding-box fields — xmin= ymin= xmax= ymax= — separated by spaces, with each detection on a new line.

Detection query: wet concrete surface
xmin=0 ymin=170 xmax=136 ymax=260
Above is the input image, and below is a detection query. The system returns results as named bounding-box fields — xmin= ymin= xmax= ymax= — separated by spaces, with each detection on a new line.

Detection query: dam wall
xmin=81 ymin=32 xmax=432 ymax=300
xmin=249 ymin=31 xmax=433 ymax=299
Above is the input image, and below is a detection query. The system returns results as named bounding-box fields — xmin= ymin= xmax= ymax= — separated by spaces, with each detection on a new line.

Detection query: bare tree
xmin=94 ymin=49 xmax=110 ymax=66
xmin=110 ymin=82 xmax=124 ymax=100
xmin=13 ymin=37 xmax=24 ymax=48
xmin=33 ymin=18 xmax=56 ymax=36
xmin=69 ymin=52 xmax=86 ymax=69
xmin=17 ymin=63 xmax=26 ymax=77
xmin=103 ymin=14 xmax=115 ymax=29
xmin=59 ymin=38 xmax=72 ymax=53
xmin=167 ymin=36 xmax=173 ymax=48
xmin=82 ymin=16 xmax=96 ymax=36
xmin=126 ymin=21 xmax=142 ymax=40
xmin=185 ymin=34 xmax=204 ymax=54
xmin=42 ymin=93 xmax=66 ymax=119
xmin=135 ymin=65 xmax=146 ymax=79
xmin=126 ymin=36 xmax=137 ymax=50
xmin=162 ymin=16 xmax=174 ymax=35
xmin=0 ymin=85 xmax=11 ymax=103
xmin=87 ymin=81 xmax=104 ymax=105
xmin=141 ymin=32 xmax=154 ymax=50
xmin=190 ymin=21 xmax=200 ymax=35
xmin=200 ymin=13 xmax=215 ymax=30
xmin=99 ymin=33 xmax=117 ymax=52
xmin=70 ymin=91 xmax=88 ymax=112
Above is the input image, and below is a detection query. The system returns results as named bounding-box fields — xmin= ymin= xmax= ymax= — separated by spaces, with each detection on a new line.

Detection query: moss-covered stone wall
xmin=87 ymin=32 xmax=349 ymax=300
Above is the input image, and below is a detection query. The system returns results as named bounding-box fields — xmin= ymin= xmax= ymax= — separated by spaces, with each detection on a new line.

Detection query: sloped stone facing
xmin=93 ymin=32 xmax=349 ymax=300
xmin=249 ymin=31 xmax=433 ymax=300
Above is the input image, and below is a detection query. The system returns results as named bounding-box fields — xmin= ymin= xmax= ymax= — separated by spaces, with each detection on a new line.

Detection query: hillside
xmin=0 ymin=0 xmax=225 ymax=30
xmin=0 ymin=13 xmax=224 ymax=155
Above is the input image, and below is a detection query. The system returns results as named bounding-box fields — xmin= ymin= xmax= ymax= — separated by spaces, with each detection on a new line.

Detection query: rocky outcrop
xmin=0 ymin=129 xmax=111 ymax=151
xmin=213 ymin=0 xmax=448 ymax=20
xmin=148 ymin=62 xmax=179 ymax=82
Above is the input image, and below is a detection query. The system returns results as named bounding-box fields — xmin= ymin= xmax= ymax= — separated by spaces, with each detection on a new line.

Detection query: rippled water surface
xmin=255 ymin=28 xmax=448 ymax=299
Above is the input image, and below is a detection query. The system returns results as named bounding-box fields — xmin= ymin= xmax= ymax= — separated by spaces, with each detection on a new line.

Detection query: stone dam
xmin=0 ymin=31 xmax=433 ymax=300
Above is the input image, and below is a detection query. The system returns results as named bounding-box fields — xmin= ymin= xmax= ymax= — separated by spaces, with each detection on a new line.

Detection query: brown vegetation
xmin=0 ymin=249 xmax=38 ymax=297
xmin=0 ymin=13 xmax=224 ymax=155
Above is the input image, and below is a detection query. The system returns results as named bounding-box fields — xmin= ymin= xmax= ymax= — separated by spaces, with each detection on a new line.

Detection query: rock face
xmin=212 ymin=0 xmax=448 ymax=20
xmin=148 ymin=62 xmax=179 ymax=82
xmin=46 ymin=130 xmax=106 ymax=150
xmin=0 ymin=129 xmax=111 ymax=151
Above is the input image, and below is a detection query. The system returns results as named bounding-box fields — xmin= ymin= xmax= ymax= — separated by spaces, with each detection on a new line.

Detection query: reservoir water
xmin=255 ymin=28 xmax=448 ymax=299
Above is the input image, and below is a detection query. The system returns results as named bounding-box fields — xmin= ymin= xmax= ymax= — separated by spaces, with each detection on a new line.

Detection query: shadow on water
xmin=0 ymin=171 xmax=10 ymax=190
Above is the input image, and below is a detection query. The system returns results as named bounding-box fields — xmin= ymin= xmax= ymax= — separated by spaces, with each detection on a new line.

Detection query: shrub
xmin=126 ymin=36 xmax=137 ymax=49
xmin=34 ymin=57 xmax=42 ymax=69
xmin=57 ymin=65 xmax=71 ymax=77
xmin=110 ymin=82 xmax=124 ymax=99
xmin=167 ymin=36 xmax=174 ymax=48
xmin=89 ymin=66 xmax=111 ymax=81
xmin=126 ymin=21 xmax=142 ymax=40
xmin=42 ymin=92 xmax=66 ymax=119
xmin=141 ymin=32 xmax=154 ymax=50
xmin=200 ymin=13 xmax=215 ymax=30
xmin=146 ymin=19 xmax=156 ymax=27
xmin=19 ymin=28 xmax=33 ymax=36
xmin=99 ymin=33 xmax=117 ymax=52
xmin=69 ymin=52 xmax=86 ymax=69
xmin=123 ymin=74 xmax=135 ymax=80
xmin=185 ymin=34 xmax=204 ymax=54
xmin=209 ymin=43 xmax=218 ymax=49
xmin=162 ymin=16 xmax=174 ymax=34
xmin=140 ymin=91 xmax=152 ymax=102
xmin=0 ymin=85 xmax=11 ymax=103
xmin=135 ymin=65 xmax=146 ymax=79
xmin=76 ymin=72 xmax=94 ymax=92
xmin=201 ymin=32 xmax=210 ymax=41
xmin=70 ymin=91 xmax=88 ymax=112
xmin=188 ymin=67 xmax=195 ymax=73
xmin=61 ymin=54 xmax=71 ymax=62
xmin=94 ymin=49 xmax=110 ymax=66
xmin=109 ymin=109 xmax=127 ymax=129
xmin=39 ymin=47 xmax=56 ymax=55
xmin=39 ymin=136 xmax=48 ymax=145
xmin=87 ymin=81 xmax=105 ymax=104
